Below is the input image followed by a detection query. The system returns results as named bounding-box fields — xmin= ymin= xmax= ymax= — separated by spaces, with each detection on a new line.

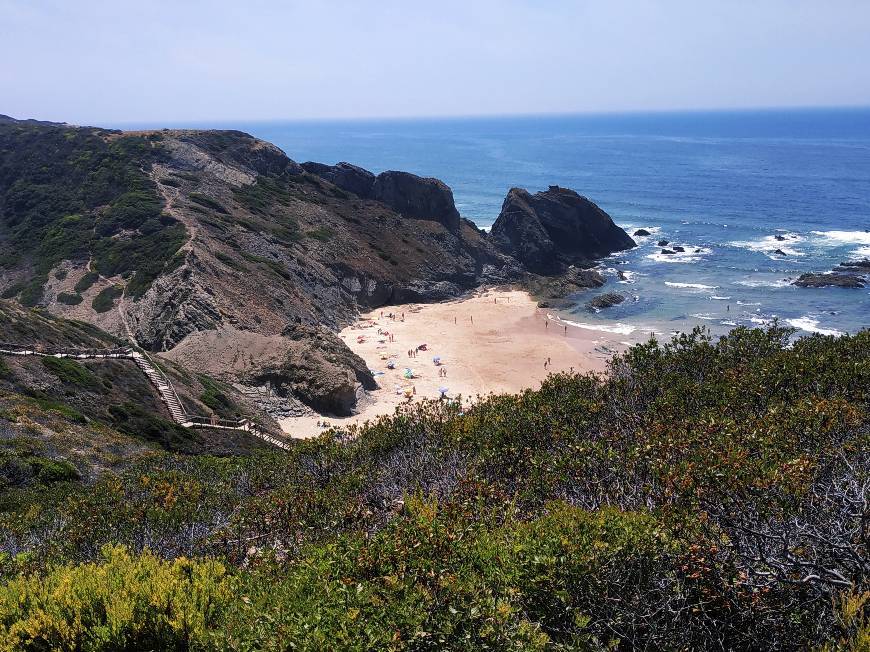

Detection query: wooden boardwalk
xmin=0 ymin=342 xmax=291 ymax=451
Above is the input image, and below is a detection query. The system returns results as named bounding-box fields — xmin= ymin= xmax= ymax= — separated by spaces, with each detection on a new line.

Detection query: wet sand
xmin=280 ymin=289 xmax=630 ymax=438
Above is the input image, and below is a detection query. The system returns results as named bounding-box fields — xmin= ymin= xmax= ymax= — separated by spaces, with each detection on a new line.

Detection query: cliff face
xmin=302 ymin=163 xmax=462 ymax=232
xmin=489 ymin=186 xmax=635 ymax=274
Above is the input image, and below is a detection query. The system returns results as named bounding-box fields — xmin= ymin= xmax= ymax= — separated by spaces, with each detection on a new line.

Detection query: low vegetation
xmin=0 ymin=325 xmax=865 ymax=649
xmin=91 ymin=285 xmax=123 ymax=313
xmin=0 ymin=123 xmax=187 ymax=304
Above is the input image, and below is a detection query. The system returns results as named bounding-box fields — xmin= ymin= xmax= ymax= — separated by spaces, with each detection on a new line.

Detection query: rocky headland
xmin=0 ymin=117 xmax=634 ymax=420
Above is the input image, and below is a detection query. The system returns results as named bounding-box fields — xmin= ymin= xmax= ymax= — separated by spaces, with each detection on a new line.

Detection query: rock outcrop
xmin=251 ymin=324 xmax=377 ymax=416
xmin=371 ymin=171 xmax=461 ymax=231
xmin=586 ymin=292 xmax=626 ymax=310
xmin=526 ymin=268 xmax=606 ymax=308
xmin=302 ymin=164 xmax=463 ymax=232
xmin=301 ymin=161 xmax=376 ymax=198
xmin=793 ymin=273 xmax=866 ymax=288
xmin=489 ymin=186 xmax=635 ymax=275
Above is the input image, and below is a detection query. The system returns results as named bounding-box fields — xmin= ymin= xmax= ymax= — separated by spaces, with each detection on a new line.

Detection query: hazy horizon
xmin=3 ymin=0 xmax=870 ymax=125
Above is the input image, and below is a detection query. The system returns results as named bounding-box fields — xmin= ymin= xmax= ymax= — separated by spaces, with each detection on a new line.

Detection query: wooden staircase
xmin=0 ymin=341 xmax=290 ymax=451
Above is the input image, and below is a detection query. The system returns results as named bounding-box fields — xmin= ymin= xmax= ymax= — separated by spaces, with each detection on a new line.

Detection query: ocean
xmin=122 ymin=108 xmax=870 ymax=338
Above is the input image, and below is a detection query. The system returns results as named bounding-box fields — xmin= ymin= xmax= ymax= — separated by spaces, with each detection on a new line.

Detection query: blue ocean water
xmin=125 ymin=109 xmax=870 ymax=338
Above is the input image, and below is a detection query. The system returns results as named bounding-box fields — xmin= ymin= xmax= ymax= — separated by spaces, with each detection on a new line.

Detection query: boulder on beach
xmin=661 ymin=249 xmax=676 ymax=255
xmin=489 ymin=185 xmax=635 ymax=275
xmin=773 ymin=248 xmax=787 ymax=256
xmin=658 ymin=239 xmax=669 ymax=247
xmin=672 ymin=245 xmax=685 ymax=253
xmin=633 ymin=228 xmax=651 ymax=236
xmin=775 ymin=234 xmax=787 ymax=241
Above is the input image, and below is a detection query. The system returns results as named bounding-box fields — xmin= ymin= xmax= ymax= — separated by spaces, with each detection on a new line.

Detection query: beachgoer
xmin=454 ymin=316 xmax=457 ymax=324
xmin=545 ymin=321 xmax=549 ymax=329
xmin=564 ymin=325 xmax=567 ymax=335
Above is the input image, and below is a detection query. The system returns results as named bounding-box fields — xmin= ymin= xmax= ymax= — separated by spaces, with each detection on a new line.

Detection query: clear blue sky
xmin=2 ymin=0 xmax=870 ymax=124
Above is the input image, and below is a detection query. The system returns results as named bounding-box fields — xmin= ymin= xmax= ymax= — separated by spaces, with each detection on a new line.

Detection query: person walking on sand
xmin=545 ymin=320 xmax=549 ymax=329
xmin=454 ymin=316 xmax=457 ymax=325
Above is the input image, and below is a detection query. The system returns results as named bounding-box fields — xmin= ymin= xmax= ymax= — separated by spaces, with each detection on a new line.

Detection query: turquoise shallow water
xmin=118 ymin=109 xmax=870 ymax=338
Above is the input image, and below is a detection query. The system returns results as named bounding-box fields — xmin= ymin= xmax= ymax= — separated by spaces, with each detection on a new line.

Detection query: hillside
xmin=0 ymin=301 xmax=281 ymax=484
xmin=0 ymin=324 xmax=865 ymax=649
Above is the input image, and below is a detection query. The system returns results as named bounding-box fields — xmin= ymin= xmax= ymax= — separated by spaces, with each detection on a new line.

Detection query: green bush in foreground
xmin=0 ymin=326 xmax=865 ymax=649
xmin=0 ymin=545 xmax=231 ymax=651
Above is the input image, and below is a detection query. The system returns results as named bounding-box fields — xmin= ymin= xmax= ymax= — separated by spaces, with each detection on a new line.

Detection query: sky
xmin=2 ymin=0 xmax=870 ymax=125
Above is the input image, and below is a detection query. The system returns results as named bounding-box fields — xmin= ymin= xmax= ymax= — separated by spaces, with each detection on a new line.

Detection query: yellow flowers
xmin=0 ymin=545 xmax=232 ymax=651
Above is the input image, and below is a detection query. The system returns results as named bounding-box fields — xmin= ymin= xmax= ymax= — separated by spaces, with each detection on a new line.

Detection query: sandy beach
xmin=279 ymin=289 xmax=631 ymax=439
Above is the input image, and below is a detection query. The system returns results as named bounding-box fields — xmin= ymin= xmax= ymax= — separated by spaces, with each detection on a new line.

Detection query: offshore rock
xmin=489 ymin=186 xmax=635 ymax=275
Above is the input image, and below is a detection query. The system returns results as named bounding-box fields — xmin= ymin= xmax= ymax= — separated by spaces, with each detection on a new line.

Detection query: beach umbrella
xmin=432 ymin=356 xmax=441 ymax=364
xmin=403 ymin=368 xmax=414 ymax=379
xmin=439 ymin=386 xmax=449 ymax=396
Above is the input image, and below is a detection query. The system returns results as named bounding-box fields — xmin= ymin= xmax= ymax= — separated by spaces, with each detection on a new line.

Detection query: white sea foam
xmin=811 ymin=230 xmax=870 ymax=259
xmin=690 ymin=313 xmax=718 ymax=321
xmin=786 ymin=317 xmax=843 ymax=337
xmin=646 ymin=246 xmax=710 ymax=264
xmin=729 ymin=233 xmax=804 ymax=258
xmin=811 ymin=230 xmax=870 ymax=245
xmin=664 ymin=282 xmax=718 ymax=290
xmin=557 ymin=318 xmax=636 ymax=335
xmin=617 ymin=270 xmax=638 ymax=284
xmin=710 ymin=295 xmax=732 ymax=300
xmin=737 ymin=300 xmax=761 ymax=306
xmin=734 ymin=278 xmax=792 ymax=288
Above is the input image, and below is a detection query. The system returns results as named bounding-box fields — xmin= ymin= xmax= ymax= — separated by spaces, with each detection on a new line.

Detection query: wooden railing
xmin=0 ymin=341 xmax=289 ymax=450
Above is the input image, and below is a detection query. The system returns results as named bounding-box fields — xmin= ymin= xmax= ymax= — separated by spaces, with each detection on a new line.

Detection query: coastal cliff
xmin=0 ymin=116 xmax=628 ymax=416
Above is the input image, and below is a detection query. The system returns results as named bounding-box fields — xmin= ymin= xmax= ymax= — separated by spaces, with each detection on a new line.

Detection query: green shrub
xmin=28 ymin=457 xmax=80 ymax=485
xmin=189 ymin=193 xmax=228 ymax=214
xmin=31 ymin=397 xmax=87 ymax=424
xmin=40 ymin=357 xmax=103 ymax=392
xmin=56 ymin=292 xmax=83 ymax=305
xmin=91 ymin=285 xmax=123 ymax=313
xmin=73 ymin=271 xmax=99 ymax=293
xmin=307 ymin=226 xmax=334 ymax=242
xmin=107 ymin=403 xmax=200 ymax=453
xmin=198 ymin=375 xmax=235 ymax=416
xmin=0 ymin=545 xmax=231 ymax=651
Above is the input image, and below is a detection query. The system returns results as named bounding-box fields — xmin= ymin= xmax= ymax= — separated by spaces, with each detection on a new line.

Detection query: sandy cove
xmin=279 ymin=289 xmax=630 ymax=439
